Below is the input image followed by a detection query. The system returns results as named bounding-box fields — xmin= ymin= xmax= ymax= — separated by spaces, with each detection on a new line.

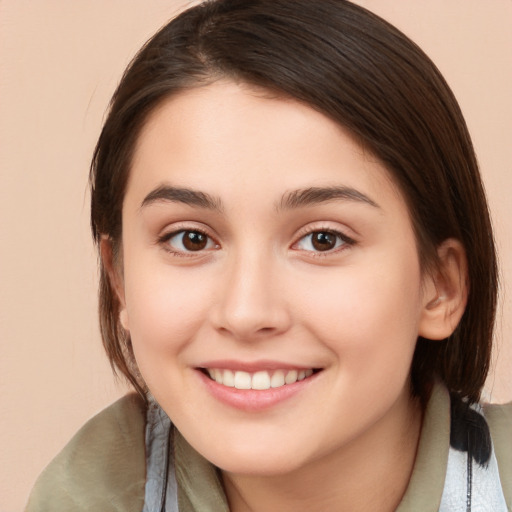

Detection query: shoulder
xmin=484 ymin=400 xmax=512 ymax=432
xmin=484 ymin=401 xmax=512 ymax=508
xmin=26 ymin=394 xmax=147 ymax=512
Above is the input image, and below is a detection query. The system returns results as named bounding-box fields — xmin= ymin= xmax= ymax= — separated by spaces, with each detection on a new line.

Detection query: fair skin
xmin=104 ymin=81 xmax=467 ymax=512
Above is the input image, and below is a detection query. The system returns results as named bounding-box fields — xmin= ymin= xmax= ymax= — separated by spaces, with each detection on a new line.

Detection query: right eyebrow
xmin=140 ymin=185 xmax=223 ymax=212
xmin=277 ymin=185 xmax=379 ymax=211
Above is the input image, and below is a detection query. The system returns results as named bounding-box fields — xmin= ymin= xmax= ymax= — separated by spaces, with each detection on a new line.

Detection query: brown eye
xmin=183 ymin=231 xmax=208 ymax=251
xmin=295 ymin=230 xmax=352 ymax=253
xmin=311 ymin=232 xmax=337 ymax=251
xmin=165 ymin=230 xmax=215 ymax=253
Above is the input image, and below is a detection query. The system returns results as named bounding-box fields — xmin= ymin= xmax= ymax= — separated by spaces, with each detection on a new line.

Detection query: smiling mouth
xmin=201 ymin=368 xmax=320 ymax=390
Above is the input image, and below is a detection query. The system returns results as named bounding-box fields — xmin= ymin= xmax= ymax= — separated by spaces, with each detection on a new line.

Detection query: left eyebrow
xmin=140 ymin=185 xmax=223 ymax=212
xmin=276 ymin=186 xmax=380 ymax=211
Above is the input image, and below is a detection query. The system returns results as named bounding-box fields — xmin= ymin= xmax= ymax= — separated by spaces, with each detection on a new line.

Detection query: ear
xmin=418 ymin=239 xmax=468 ymax=340
xmin=100 ymin=237 xmax=129 ymax=331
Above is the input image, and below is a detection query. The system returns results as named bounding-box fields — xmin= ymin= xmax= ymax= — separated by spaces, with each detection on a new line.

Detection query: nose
xmin=211 ymin=252 xmax=292 ymax=341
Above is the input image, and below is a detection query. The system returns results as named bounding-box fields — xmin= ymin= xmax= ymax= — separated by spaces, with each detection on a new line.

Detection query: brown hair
xmin=90 ymin=0 xmax=497 ymax=404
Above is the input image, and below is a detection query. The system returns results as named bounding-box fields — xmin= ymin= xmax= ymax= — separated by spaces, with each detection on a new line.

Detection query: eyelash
xmin=158 ymin=227 xmax=218 ymax=258
xmin=292 ymin=227 xmax=356 ymax=257
xmin=157 ymin=226 xmax=356 ymax=257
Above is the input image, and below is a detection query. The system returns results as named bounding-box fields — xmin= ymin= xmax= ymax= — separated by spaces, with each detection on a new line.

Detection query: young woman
xmin=27 ymin=1 xmax=511 ymax=511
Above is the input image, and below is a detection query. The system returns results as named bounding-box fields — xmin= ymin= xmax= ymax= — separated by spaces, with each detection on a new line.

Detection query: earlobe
xmin=100 ymin=237 xmax=129 ymax=330
xmin=418 ymin=239 xmax=468 ymax=341
xmin=119 ymin=309 xmax=129 ymax=331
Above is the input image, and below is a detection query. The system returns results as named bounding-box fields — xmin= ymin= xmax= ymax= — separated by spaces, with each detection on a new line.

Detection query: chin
xmin=200 ymin=438 xmax=313 ymax=477
xmin=216 ymin=455 xmax=306 ymax=477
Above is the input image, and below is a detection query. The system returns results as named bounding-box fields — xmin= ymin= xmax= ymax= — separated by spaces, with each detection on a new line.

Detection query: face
xmin=117 ymin=81 xmax=434 ymax=476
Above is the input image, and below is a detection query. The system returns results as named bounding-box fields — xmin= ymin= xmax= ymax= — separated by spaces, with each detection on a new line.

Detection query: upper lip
xmin=197 ymin=359 xmax=319 ymax=372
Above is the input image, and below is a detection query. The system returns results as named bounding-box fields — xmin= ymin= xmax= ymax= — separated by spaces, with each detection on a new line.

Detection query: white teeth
xmin=252 ymin=371 xmax=271 ymax=390
xmin=206 ymin=368 xmax=316 ymax=390
xmin=270 ymin=370 xmax=285 ymax=388
xmin=234 ymin=371 xmax=252 ymax=390
xmin=285 ymin=369 xmax=298 ymax=384
xmin=223 ymin=369 xmax=235 ymax=387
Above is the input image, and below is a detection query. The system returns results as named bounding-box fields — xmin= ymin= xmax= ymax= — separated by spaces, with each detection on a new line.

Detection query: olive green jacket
xmin=26 ymin=385 xmax=512 ymax=511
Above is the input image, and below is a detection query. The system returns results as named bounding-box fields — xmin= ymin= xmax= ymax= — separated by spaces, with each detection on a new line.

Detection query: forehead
xmin=127 ymin=80 xmax=406 ymax=215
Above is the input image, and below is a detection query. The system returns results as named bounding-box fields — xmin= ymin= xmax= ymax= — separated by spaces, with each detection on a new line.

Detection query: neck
xmin=222 ymin=392 xmax=423 ymax=512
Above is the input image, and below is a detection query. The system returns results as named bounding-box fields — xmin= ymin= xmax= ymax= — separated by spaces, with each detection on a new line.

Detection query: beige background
xmin=0 ymin=1 xmax=511 ymax=510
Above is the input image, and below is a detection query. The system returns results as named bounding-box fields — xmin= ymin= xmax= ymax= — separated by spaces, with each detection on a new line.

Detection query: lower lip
xmin=196 ymin=370 xmax=320 ymax=412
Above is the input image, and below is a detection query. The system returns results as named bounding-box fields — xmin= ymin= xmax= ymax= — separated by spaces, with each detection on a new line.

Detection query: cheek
xmin=300 ymin=253 xmax=423 ymax=375
xmin=122 ymin=260 xmax=214 ymax=358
